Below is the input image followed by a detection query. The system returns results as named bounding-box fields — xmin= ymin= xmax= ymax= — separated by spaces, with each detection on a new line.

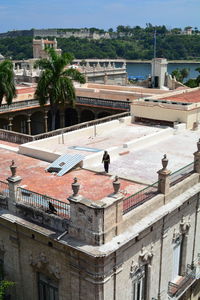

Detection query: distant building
xmin=33 ymin=38 xmax=62 ymax=59
xmin=184 ymin=27 xmax=193 ymax=35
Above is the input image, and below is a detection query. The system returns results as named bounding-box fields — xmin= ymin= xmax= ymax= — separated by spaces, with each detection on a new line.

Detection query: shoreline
xmin=74 ymin=58 xmax=200 ymax=64
xmin=126 ymin=59 xmax=200 ymax=64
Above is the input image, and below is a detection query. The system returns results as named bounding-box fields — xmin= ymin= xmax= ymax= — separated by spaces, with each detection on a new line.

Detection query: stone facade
xmin=33 ymin=38 xmax=62 ymax=59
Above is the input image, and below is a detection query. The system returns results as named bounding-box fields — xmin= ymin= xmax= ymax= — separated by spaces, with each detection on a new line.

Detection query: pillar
xmin=194 ymin=139 xmax=200 ymax=174
xmin=157 ymin=154 xmax=171 ymax=194
xmin=104 ymin=73 xmax=108 ymax=85
xmin=27 ymin=114 xmax=31 ymax=135
xmin=8 ymin=117 xmax=13 ymax=131
xmin=7 ymin=161 xmax=22 ymax=213
xmin=44 ymin=110 xmax=48 ymax=132
xmin=59 ymin=110 xmax=65 ymax=128
xmin=68 ymin=177 xmax=124 ymax=245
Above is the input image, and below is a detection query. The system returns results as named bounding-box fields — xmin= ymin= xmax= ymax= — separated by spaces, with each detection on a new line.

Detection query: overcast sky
xmin=0 ymin=0 xmax=199 ymax=32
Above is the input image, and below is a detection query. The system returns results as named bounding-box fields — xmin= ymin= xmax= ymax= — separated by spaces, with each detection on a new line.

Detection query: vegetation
xmin=35 ymin=48 xmax=85 ymax=130
xmin=0 ymin=59 xmax=16 ymax=106
xmin=0 ymin=280 xmax=14 ymax=300
xmin=185 ymin=67 xmax=200 ymax=87
xmin=0 ymin=25 xmax=200 ymax=60
xmin=171 ymin=68 xmax=189 ymax=83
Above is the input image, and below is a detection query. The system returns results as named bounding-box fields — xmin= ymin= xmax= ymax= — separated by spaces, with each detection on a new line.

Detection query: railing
xmin=123 ymin=181 xmax=158 ymax=214
xmin=0 ymin=180 xmax=9 ymax=197
xmin=0 ymin=96 xmax=129 ymax=114
xmin=170 ymin=162 xmax=194 ymax=187
xmin=33 ymin=111 xmax=130 ymax=141
xmin=0 ymin=111 xmax=130 ymax=144
xmin=168 ymin=266 xmax=196 ymax=298
xmin=77 ymin=96 xmax=130 ymax=110
xmin=0 ymin=99 xmax=41 ymax=113
xmin=17 ymin=187 xmax=70 ymax=219
xmin=0 ymin=129 xmax=34 ymax=144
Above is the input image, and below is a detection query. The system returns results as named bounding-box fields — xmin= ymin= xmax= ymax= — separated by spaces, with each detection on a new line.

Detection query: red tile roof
xmin=16 ymin=87 xmax=36 ymax=94
xmin=0 ymin=147 xmax=144 ymax=203
xmin=166 ymin=89 xmax=200 ymax=103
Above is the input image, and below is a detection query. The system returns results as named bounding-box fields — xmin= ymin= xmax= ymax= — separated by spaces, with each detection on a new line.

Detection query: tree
xmin=196 ymin=67 xmax=200 ymax=85
xmin=171 ymin=68 xmax=189 ymax=83
xmin=35 ymin=48 xmax=86 ymax=130
xmin=185 ymin=67 xmax=200 ymax=88
xmin=0 ymin=60 xmax=16 ymax=106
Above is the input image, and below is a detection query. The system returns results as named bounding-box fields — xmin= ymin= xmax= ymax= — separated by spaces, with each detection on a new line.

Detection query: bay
xmin=125 ymin=62 xmax=200 ymax=81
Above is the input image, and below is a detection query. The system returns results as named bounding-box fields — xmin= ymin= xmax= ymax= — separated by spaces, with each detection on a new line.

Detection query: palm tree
xmin=0 ymin=60 xmax=16 ymax=106
xmin=35 ymin=48 xmax=85 ymax=130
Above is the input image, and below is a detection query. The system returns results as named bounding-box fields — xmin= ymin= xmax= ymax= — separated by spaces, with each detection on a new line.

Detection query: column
xmin=157 ymin=154 xmax=171 ymax=194
xmin=59 ymin=110 xmax=65 ymax=128
xmin=27 ymin=114 xmax=31 ymax=135
xmin=68 ymin=177 xmax=124 ymax=245
xmin=8 ymin=117 xmax=13 ymax=131
xmin=7 ymin=160 xmax=22 ymax=213
xmin=104 ymin=73 xmax=108 ymax=85
xmin=194 ymin=138 xmax=200 ymax=174
xmin=44 ymin=110 xmax=48 ymax=132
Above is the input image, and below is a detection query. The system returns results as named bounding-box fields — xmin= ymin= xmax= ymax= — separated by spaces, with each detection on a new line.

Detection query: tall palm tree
xmin=0 ymin=60 xmax=16 ymax=106
xmin=35 ymin=48 xmax=85 ymax=130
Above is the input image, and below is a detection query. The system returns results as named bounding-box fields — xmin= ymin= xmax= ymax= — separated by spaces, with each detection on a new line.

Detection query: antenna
xmin=152 ymin=28 xmax=157 ymax=88
xmin=153 ymin=29 xmax=157 ymax=59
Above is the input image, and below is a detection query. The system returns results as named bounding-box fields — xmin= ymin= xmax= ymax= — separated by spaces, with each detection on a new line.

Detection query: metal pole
xmin=152 ymin=29 xmax=157 ymax=88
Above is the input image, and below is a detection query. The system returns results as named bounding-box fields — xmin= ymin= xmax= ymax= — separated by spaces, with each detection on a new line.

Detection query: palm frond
xmin=0 ymin=59 xmax=16 ymax=106
xmin=62 ymin=68 xmax=86 ymax=84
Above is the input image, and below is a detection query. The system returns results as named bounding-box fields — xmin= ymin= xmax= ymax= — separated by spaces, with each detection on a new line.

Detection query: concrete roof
xmin=19 ymin=119 xmax=199 ymax=185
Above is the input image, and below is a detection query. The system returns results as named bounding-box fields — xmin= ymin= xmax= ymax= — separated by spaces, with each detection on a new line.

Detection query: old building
xmin=0 ymin=114 xmax=200 ymax=299
xmin=33 ymin=38 xmax=62 ymax=59
xmin=132 ymin=87 xmax=200 ymax=129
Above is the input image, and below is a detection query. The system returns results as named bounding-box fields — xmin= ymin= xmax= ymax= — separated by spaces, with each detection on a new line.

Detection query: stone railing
xmin=77 ymin=96 xmax=130 ymax=110
xmin=0 ymin=129 xmax=34 ymax=144
xmin=0 ymin=96 xmax=130 ymax=114
xmin=0 ymin=99 xmax=41 ymax=113
xmin=0 ymin=112 xmax=130 ymax=144
xmin=32 ymin=111 xmax=130 ymax=141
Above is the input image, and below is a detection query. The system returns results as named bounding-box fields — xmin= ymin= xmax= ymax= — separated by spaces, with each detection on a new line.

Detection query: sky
xmin=0 ymin=0 xmax=199 ymax=32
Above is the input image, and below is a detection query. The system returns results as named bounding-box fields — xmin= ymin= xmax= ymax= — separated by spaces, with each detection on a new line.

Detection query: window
xmin=132 ymin=265 xmax=147 ymax=300
xmin=38 ymin=273 xmax=58 ymax=300
xmin=172 ymin=236 xmax=183 ymax=280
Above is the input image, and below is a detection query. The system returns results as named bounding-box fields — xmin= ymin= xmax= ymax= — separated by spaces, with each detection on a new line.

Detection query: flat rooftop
xmin=19 ymin=118 xmax=199 ymax=185
xmin=25 ymin=122 xmax=163 ymax=158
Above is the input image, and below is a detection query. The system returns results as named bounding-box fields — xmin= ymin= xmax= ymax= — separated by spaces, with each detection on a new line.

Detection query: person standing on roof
xmin=102 ymin=151 xmax=110 ymax=173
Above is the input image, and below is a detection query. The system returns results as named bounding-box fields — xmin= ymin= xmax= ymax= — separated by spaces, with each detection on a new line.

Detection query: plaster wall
xmin=132 ymin=102 xmax=199 ymax=129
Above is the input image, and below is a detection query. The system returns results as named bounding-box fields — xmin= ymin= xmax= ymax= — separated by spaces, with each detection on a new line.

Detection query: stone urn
xmin=161 ymin=154 xmax=168 ymax=170
xmin=113 ymin=176 xmax=120 ymax=194
xmin=197 ymin=139 xmax=200 ymax=152
xmin=72 ymin=177 xmax=80 ymax=196
xmin=10 ymin=160 xmax=17 ymax=177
